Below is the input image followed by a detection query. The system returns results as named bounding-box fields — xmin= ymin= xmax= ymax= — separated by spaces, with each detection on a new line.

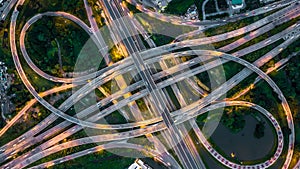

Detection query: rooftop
xmin=232 ymin=0 xmax=243 ymax=5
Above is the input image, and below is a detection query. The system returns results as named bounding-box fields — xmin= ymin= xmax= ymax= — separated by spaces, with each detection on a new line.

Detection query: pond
xmin=209 ymin=114 xmax=276 ymax=161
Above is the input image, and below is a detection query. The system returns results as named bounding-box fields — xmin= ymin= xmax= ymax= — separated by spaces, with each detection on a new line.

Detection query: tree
xmin=254 ymin=122 xmax=265 ymax=139
xmin=17 ymin=5 xmax=23 ymax=11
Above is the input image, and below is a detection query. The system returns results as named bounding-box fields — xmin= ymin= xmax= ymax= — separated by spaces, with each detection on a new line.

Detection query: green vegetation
xmin=243 ymin=39 xmax=283 ymax=63
xmin=254 ymin=121 xmax=265 ymax=138
xmin=151 ymin=34 xmax=175 ymax=46
xmin=223 ymin=61 xmax=244 ymax=80
xmin=110 ymin=46 xmax=125 ymax=63
xmin=1 ymin=0 xmax=300 ymax=167
xmin=194 ymin=0 xmax=205 ymax=19
xmin=204 ymin=11 xmax=273 ymax=37
xmin=49 ymin=152 xmax=153 ymax=169
xmin=165 ymin=86 xmax=181 ymax=109
xmin=230 ymin=16 xmax=300 ymax=53
xmin=104 ymin=111 xmax=128 ymax=124
xmin=0 ymin=19 xmax=33 ymax=107
xmin=163 ymin=0 xmax=208 ymax=20
xmin=212 ymin=34 xmax=244 ymax=48
xmin=26 ymin=16 xmax=89 ymax=77
xmin=125 ymin=1 xmax=141 ymax=14
xmin=16 ymin=0 xmax=88 ymax=25
xmin=206 ymin=13 xmax=229 ymax=20
xmin=135 ymin=98 xmax=154 ymax=120
xmin=28 ymin=143 xmax=158 ymax=169
xmin=204 ymin=0 xmax=217 ymax=14
xmin=269 ymin=40 xmax=300 ymax=159
xmin=0 ymin=1 xmax=91 ymax=111
xmin=217 ymin=0 xmax=229 ymax=10
xmin=221 ymin=107 xmax=247 ymax=133
xmin=0 ymin=105 xmax=52 ymax=147
xmin=87 ymin=0 xmax=106 ymax=28
xmin=164 ymin=0 xmax=195 ymax=15
xmin=243 ymin=0 xmax=262 ymax=11
xmin=126 ymin=2 xmax=196 ymax=45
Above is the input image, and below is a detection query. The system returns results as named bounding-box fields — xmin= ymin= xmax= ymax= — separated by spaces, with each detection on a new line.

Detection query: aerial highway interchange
xmin=0 ymin=0 xmax=300 ymax=168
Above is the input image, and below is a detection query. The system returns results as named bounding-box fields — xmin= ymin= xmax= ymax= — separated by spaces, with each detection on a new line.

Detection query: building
xmin=183 ymin=4 xmax=199 ymax=20
xmin=0 ymin=61 xmax=12 ymax=122
xmin=232 ymin=0 xmax=242 ymax=5
xmin=0 ymin=61 xmax=9 ymax=92
xmin=152 ymin=0 xmax=168 ymax=11
xmin=128 ymin=159 xmax=152 ymax=169
xmin=231 ymin=0 xmax=245 ymax=10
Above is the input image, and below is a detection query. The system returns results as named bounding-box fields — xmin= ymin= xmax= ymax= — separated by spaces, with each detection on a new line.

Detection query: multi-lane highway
xmin=0 ymin=0 xmax=299 ymax=168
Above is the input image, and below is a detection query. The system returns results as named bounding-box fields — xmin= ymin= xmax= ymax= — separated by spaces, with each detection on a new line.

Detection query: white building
xmin=128 ymin=159 xmax=152 ymax=169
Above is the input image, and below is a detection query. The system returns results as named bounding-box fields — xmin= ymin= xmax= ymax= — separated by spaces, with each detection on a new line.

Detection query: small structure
xmin=232 ymin=0 xmax=242 ymax=5
xmin=231 ymin=0 xmax=244 ymax=9
xmin=183 ymin=4 xmax=199 ymax=21
xmin=152 ymin=0 xmax=168 ymax=11
xmin=0 ymin=61 xmax=12 ymax=122
xmin=128 ymin=159 xmax=153 ymax=169
xmin=0 ymin=0 xmax=10 ymax=20
xmin=0 ymin=61 xmax=10 ymax=92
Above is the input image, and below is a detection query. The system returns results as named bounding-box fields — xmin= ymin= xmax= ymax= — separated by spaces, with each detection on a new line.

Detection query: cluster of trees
xmin=0 ymin=106 xmax=50 ymax=146
xmin=23 ymin=0 xmax=88 ymax=23
xmin=216 ymin=0 xmax=229 ymax=10
xmin=104 ymin=111 xmax=127 ymax=124
xmin=271 ymin=40 xmax=300 ymax=152
xmin=254 ymin=121 xmax=265 ymax=138
xmin=204 ymin=0 xmax=217 ymax=14
xmin=35 ymin=149 xmax=136 ymax=169
xmin=204 ymin=14 xmax=265 ymax=36
xmin=242 ymin=0 xmax=262 ymax=11
xmin=164 ymin=0 xmax=196 ymax=16
xmin=164 ymin=0 xmax=228 ymax=20
xmin=87 ymin=0 xmax=105 ymax=27
xmin=0 ymin=0 xmax=100 ymax=108
xmin=283 ymin=41 xmax=300 ymax=95
xmin=221 ymin=107 xmax=246 ymax=133
xmin=26 ymin=16 xmax=89 ymax=77
xmin=206 ymin=13 xmax=229 ymax=20
xmin=110 ymin=46 xmax=125 ymax=63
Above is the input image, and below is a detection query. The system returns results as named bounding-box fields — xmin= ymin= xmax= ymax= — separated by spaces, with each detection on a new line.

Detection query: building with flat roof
xmin=232 ymin=0 xmax=242 ymax=5
xmin=231 ymin=0 xmax=245 ymax=9
xmin=128 ymin=159 xmax=152 ymax=169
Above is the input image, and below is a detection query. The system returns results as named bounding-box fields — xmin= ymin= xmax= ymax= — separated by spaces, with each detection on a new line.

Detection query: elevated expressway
xmin=2 ymin=46 xmax=291 ymax=168
xmin=8 ymin=100 xmax=284 ymax=169
xmin=124 ymin=0 xmax=297 ymax=27
xmin=4 ymin=27 xmax=296 ymax=166
xmin=0 ymin=0 xmax=298 ymax=168
xmin=100 ymin=0 xmax=202 ymax=168
xmin=4 ymin=37 xmax=296 ymax=169
xmin=19 ymin=3 xmax=300 ymax=86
